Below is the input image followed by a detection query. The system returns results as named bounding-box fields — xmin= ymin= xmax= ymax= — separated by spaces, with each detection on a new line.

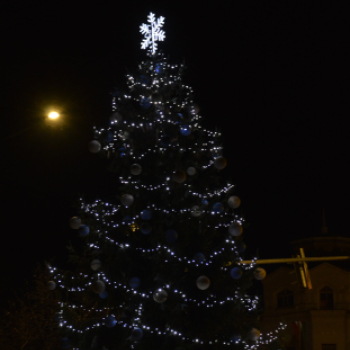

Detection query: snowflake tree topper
xmin=140 ymin=12 xmax=165 ymax=55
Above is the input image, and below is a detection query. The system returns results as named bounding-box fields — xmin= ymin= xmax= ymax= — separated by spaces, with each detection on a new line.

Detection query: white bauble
xmin=91 ymin=259 xmax=102 ymax=271
xmin=121 ymin=194 xmax=134 ymax=207
xmin=153 ymin=289 xmax=168 ymax=303
xmin=214 ymin=156 xmax=227 ymax=170
xmin=250 ymin=328 xmax=261 ymax=341
xmin=187 ymin=167 xmax=196 ymax=176
xmin=69 ymin=216 xmax=81 ymax=229
xmin=92 ymin=280 xmax=106 ymax=294
xmin=228 ymin=222 xmax=243 ymax=237
xmin=227 ymin=195 xmax=241 ymax=209
xmin=88 ymin=140 xmax=101 ymax=153
xmin=110 ymin=112 xmax=123 ymax=124
xmin=191 ymin=205 xmax=202 ymax=217
xmin=254 ymin=267 xmax=266 ymax=280
xmin=48 ymin=281 xmax=56 ymax=290
xmin=130 ymin=164 xmax=142 ymax=175
xmin=196 ymin=275 xmax=210 ymax=290
xmin=172 ymin=170 xmax=186 ymax=184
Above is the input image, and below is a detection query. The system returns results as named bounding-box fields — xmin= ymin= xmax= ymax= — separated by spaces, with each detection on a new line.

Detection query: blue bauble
xmin=140 ymin=222 xmax=152 ymax=234
xmin=236 ymin=241 xmax=246 ymax=253
xmin=201 ymin=199 xmax=209 ymax=206
xmin=99 ymin=290 xmax=109 ymax=299
xmin=140 ymin=97 xmax=151 ymax=109
xmin=129 ymin=277 xmax=140 ymax=288
xmin=155 ymin=63 xmax=163 ymax=74
xmin=177 ymin=113 xmax=184 ymax=119
xmin=230 ymin=267 xmax=243 ymax=279
xmin=105 ymin=316 xmax=117 ymax=328
xmin=78 ymin=225 xmax=89 ymax=236
xmin=165 ymin=229 xmax=178 ymax=243
xmin=119 ymin=147 xmax=126 ymax=158
xmin=194 ymin=252 xmax=205 ymax=264
xmin=212 ymin=202 xmax=224 ymax=214
xmin=160 ymin=135 xmax=171 ymax=147
xmin=61 ymin=337 xmax=71 ymax=349
xmin=180 ymin=124 xmax=191 ymax=136
xmin=141 ymin=210 xmax=152 ymax=220
xmin=131 ymin=327 xmax=143 ymax=340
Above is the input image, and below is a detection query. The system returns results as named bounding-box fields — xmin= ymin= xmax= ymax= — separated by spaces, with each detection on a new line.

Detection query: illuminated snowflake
xmin=140 ymin=12 xmax=165 ymax=54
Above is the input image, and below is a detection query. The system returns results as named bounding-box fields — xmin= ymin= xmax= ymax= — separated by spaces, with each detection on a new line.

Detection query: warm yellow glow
xmin=48 ymin=111 xmax=59 ymax=120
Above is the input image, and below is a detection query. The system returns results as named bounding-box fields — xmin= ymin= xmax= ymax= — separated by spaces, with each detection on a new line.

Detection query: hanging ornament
xmin=105 ymin=316 xmax=117 ymax=328
xmin=230 ymin=267 xmax=243 ymax=279
xmin=250 ymin=328 xmax=261 ymax=341
xmin=129 ymin=277 xmax=140 ymax=288
xmin=180 ymin=124 xmax=191 ymax=136
xmin=194 ymin=252 xmax=205 ymax=264
xmin=121 ymin=194 xmax=134 ymax=207
xmin=140 ymin=222 xmax=152 ymax=234
xmin=214 ymin=156 xmax=227 ymax=170
xmin=187 ymin=167 xmax=196 ymax=176
xmin=91 ymin=259 xmax=102 ymax=271
xmin=172 ymin=170 xmax=186 ymax=183
xmin=196 ymin=275 xmax=210 ymax=290
xmin=254 ymin=267 xmax=266 ymax=280
xmin=141 ymin=210 xmax=152 ymax=220
xmin=60 ymin=337 xmax=71 ymax=349
xmin=88 ymin=140 xmax=101 ymax=153
xmin=228 ymin=222 xmax=243 ymax=237
xmin=153 ymin=289 xmax=168 ymax=303
xmin=92 ymin=280 xmax=106 ymax=294
xmin=99 ymin=290 xmax=108 ymax=299
xmin=131 ymin=327 xmax=144 ymax=340
xmin=212 ymin=202 xmax=224 ymax=214
xmin=191 ymin=205 xmax=202 ymax=217
xmin=119 ymin=131 xmax=129 ymax=141
xmin=165 ymin=229 xmax=178 ymax=243
xmin=155 ymin=63 xmax=163 ymax=74
xmin=78 ymin=225 xmax=89 ymax=237
xmin=227 ymin=195 xmax=241 ymax=209
xmin=69 ymin=216 xmax=81 ymax=229
xmin=110 ymin=112 xmax=123 ymax=124
xmin=201 ymin=199 xmax=209 ymax=206
xmin=130 ymin=164 xmax=142 ymax=175
xmin=47 ymin=281 xmax=56 ymax=290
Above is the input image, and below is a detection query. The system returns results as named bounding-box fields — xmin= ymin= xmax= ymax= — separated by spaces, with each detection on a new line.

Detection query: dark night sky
xmin=0 ymin=1 xmax=348 ymax=303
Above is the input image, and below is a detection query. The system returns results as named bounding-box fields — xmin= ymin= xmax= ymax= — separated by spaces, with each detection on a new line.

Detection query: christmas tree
xmin=48 ymin=12 xmax=285 ymax=350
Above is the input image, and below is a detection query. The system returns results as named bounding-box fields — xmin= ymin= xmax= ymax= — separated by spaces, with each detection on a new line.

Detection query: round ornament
xmin=91 ymin=259 xmax=102 ymax=271
xmin=254 ymin=267 xmax=266 ymax=281
xmin=48 ymin=281 xmax=56 ymax=290
xmin=230 ymin=267 xmax=243 ymax=279
xmin=129 ymin=277 xmax=140 ymax=289
xmin=212 ymin=202 xmax=224 ymax=214
xmin=131 ymin=327 xmax=143 ymax=340
xmin=130 ymin=164 xmax=142 ymax=175
xmin=194 ymin=252 xmax=205 ymax=264
xmin=201 ymin=199 xmax=209 ymax=206
xmin=78 ymin=225 xmax=89 ymax=237
xmin=187 ymin=167 xmax=196 ymax=176
xmin=141 ymin=210 xmax=152 ymax=220
xmin=180 ymin=124 xmax=191 ymax=136
xmin=172 ymin=170 xmax=186 ymax=183
xmin=155 ymin=63 xmax=163 ymax=74
xmin=105 ymin=316 xmax=117 ymax=328
xmin=153 ymin=289 xmax=168 ymax=303
xmin=92 ymin=280 xmax=106 ymax=294
xmin=228 ymin=222 xmax=243 ymax=237
xmin=191 ymin=205 xmax=202 ymax=217
xmin=140 ymin=222 xmax=152 ymax=234
xmin=227 ymin=195 xmax=241 ymax=209
xmin=88 ymin=140 xmax=101 ymax=153
xmin=121 ymin=194 xmax=134 ymax=207
xmin=99 ymin=290 xmax=108 ymax=299
xmin=196 ymin=275 xmax=210 ymax=290
xmin=110 ymin=112 xmax=123 ymax=124
xmin=250 ymin=328 xmax=261 ymax=341
xmin=165 ymin=229 xmax=178 ymax=243
xmin=69 ymin=216 xmax=81 ymax=229
xmin=61 ymin=337 xmax=71 ymax=349
xmin=214 ymin=156 xmax=227 ymax=170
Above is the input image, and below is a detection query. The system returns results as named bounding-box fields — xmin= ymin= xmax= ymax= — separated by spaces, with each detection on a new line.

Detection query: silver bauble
xmin=254 ymin=267 xmax=266 ymax=281
xmin=48 ymin=281 xmax=56 ymax=290
xmin=69 ymin=216 xmax=81 ymax=229
xmin=172 ymin=170 xmax=186 ymax=184
xmin=196 ymin=275 xmax=210 ymax=290
xmin=91 ymin=259 xmax=102 ymax=271
xmin=228 ymin=222 xmax=243 ymax=237
xmin=153 ymin=289 xmax=168 ymax=303
xmin=121 ymin=194 xmax=134 ymax=207
xmin=227 ymin=195 xmax=241 ymax=209
xmin=214 ymin=156 xmax=227 ymax=170
xmin=130 ymin=164 xmax=142 ymax=175
xmin=88 ymin=140 xmax=101 ymax=153
xmin=187 ymin=167 xmax=196 ymax=176
xmin=191 ymin=205 xmax=202 ymax=217
xmin=92 ymin=280 xmax=106 ymax=294
xmin=250 ymin=328 xmax=261 ymax=341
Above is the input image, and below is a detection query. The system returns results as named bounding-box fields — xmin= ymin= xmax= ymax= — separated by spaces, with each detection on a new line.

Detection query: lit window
xmin=277 ymin=290 xmax=294 ymax=308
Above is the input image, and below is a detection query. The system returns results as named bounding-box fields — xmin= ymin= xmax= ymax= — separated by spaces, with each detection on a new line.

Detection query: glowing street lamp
xmin=48 ymin=111 xmax=60 ymax=120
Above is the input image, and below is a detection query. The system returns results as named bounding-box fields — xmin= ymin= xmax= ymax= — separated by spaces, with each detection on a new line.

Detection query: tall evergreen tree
xmin=48 ymin=12 xmax=285 ymax=350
